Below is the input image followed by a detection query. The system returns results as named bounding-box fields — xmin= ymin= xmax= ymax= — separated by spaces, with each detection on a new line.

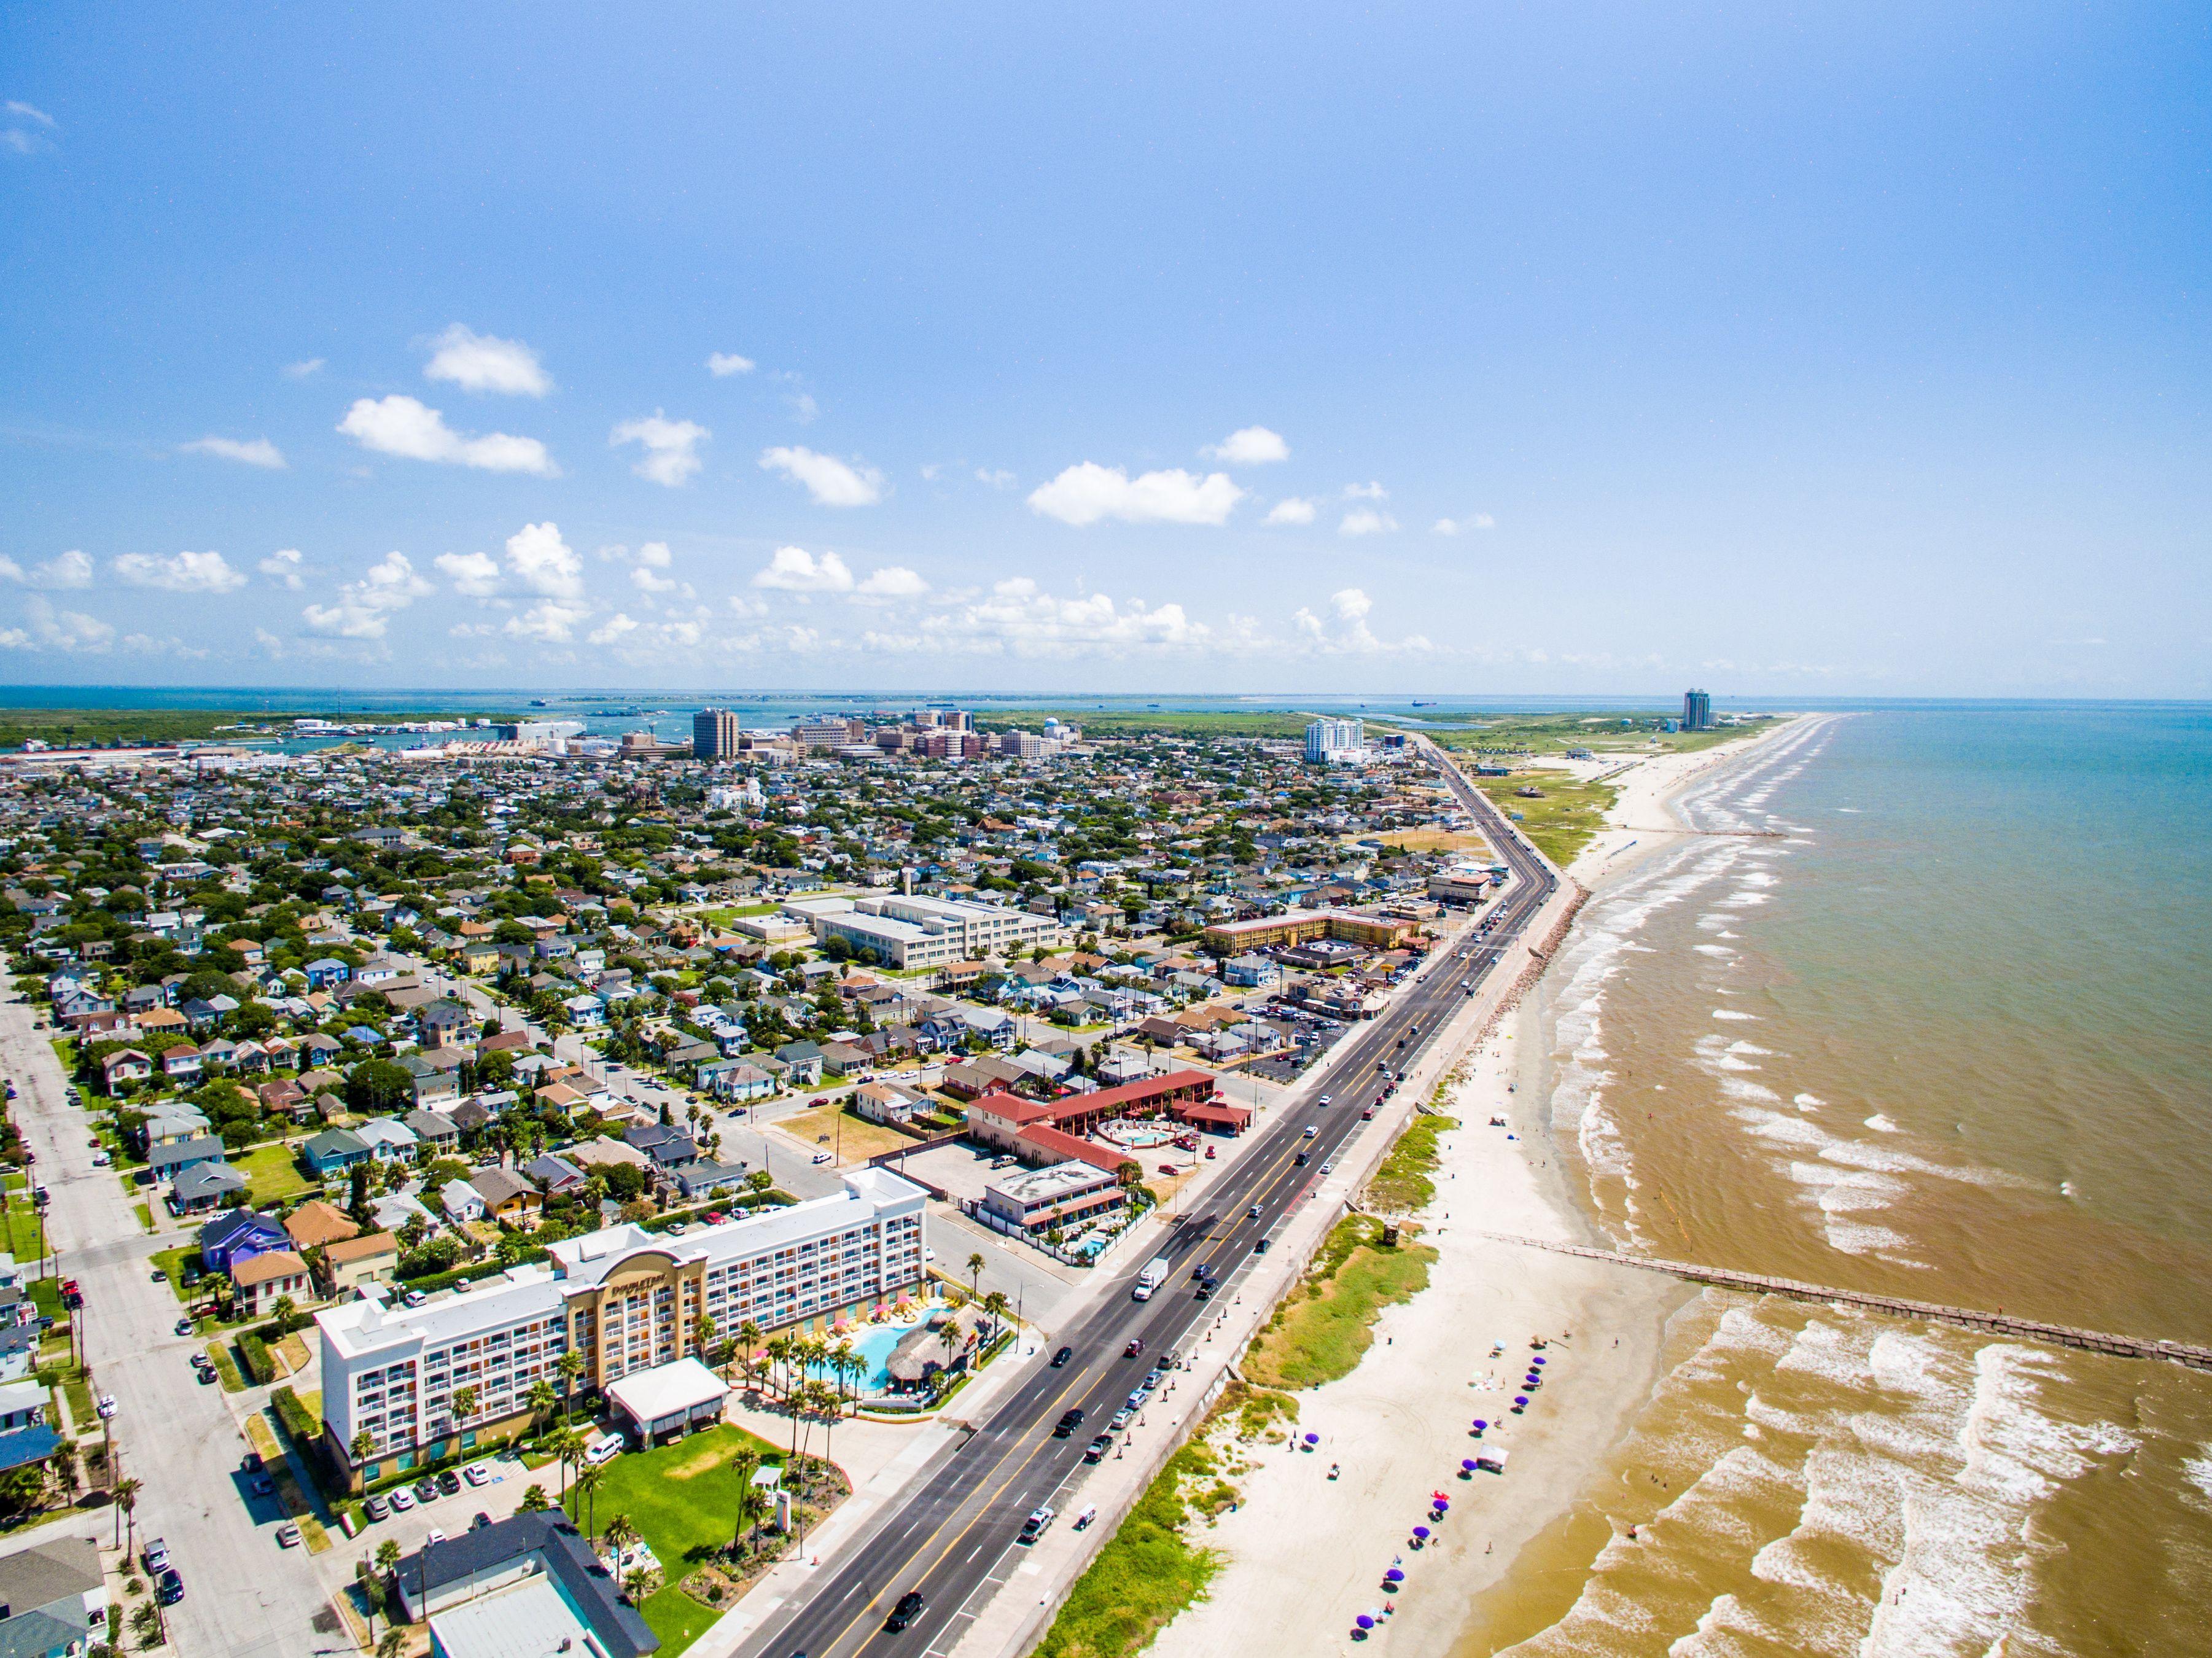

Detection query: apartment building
xmin=316 ymin=1168 xmax=927 ymax=1490
xmin=793 ymin=892 xmax=1061 ymax=969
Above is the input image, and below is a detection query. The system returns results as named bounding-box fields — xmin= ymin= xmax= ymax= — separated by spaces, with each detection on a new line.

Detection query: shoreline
xmin=1146 ymin=724 xmax=1795 ymax=1658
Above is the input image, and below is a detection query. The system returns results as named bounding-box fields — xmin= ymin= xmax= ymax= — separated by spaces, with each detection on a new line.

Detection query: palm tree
xmin=623 ymin=1564 xmax=657 ymax=1605
xmin=693 ymin=1314 xmax=718 ymax=1370
xmin=46 ymin=1441 xmax=77 ymax=1504
xmin=965 ymin=1251 xmax=985 ymax=1301
xmin=574 ymin=1463 xmax=604 ymax=1539
xmin=736 ymin=1318 xmax=763 ymax=1385
xmin=450 ymin=1383 xmax=479 ymax=1438
xmin=813 ymin=1378 xmax=845 ymax=1483
xmin=375 ymin=1538 xmax=402 ymax=1581
xmin=602 ymin=1511 xmax=639 ymax=1566
xmin=556 ymin=1349 xmax=586 ymax=1423
xmin=526 ymin=1377 xmax=558 ymax=1437
xmin=112 ymin=1475 xmax=140 ymax=1552
xmin=981 ymin=1290 xmax=1010 ymax=1336
xmin=763 ymin=1333 xmax=795 ymax=1403
xmin=377 ymin=1627 xmax=406 ymax=1658
xmin=727 ymin=1448 xmax=763 ymax=1555
xmin=829 ymin=1338 xmax=859 ymax=1401
xmin=350 ymin=1428 xmax=376 ymax=1483
xmin=551 ymin=1426 xmax=586 ymax=1503
xmin=270 ymin=1294 xmax=298 ymax=1339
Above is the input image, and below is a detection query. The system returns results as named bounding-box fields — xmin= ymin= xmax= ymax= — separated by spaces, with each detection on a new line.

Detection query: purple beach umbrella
xmin=1413 ymin=1525 xmax=1431 ymax=1539
xmin=1306 ymin=1433 xmax=1320 ymax=1445
xmin=1385 ymin=1568 xmax=1404 ymax=1582
xmin=1357 ymin=1616 xmax=1376 ymax=1630
xmin=1462 ymin=1459 xmax=1477 ymax=1471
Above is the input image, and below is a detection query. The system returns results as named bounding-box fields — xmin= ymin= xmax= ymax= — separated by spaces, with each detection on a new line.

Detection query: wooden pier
xmin=1471 ymin=1232 xmax=2212 ymax=1373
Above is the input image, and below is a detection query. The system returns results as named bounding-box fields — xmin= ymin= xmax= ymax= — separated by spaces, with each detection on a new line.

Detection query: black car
xmin=1194 ymin=1281 xmax=1213 ymax=1301
xmin=885 ymin=1590 xmax=925 ymax=1632
xmin=1083 ymin=1433 xmax=1115 ymax=1463
xmin=1294 ymin=1151 xmax=1310 ymax=1166
xmin=437 ymin=1468 xmax=462 ymax=1495
xmin=1053 ymin=1407 xmax=1086 ymax=1438
xmin=155 ymin=1569 xmax=185 ymax=1605
xmin=1051 ymin=1346 xmax=1073 ymax=1368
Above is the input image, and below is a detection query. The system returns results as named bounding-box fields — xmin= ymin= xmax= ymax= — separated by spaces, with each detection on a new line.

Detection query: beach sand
xmin=1147 ymin=726 xmax=1798 ymax=1658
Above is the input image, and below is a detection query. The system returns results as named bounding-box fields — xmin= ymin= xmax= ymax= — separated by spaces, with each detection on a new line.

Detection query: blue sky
xmin=2 ymin=3 xmax=2206 ymax=696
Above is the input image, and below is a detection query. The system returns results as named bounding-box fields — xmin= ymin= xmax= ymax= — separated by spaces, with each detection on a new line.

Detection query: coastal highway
xmin=734 ymin=742 xmax=1557 ymax=1658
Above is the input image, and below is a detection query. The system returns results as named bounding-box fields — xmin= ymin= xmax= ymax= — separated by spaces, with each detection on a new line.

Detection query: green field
xmin=972 ymin=709 xmax=1310 ymax=739
xmin=1244 ymin=1215 xmax=1437 ymax=1391
xmin=1422 ymin=710 xmax=1775 ymax=759
xmin=1470 ymin=772 xmax=1620 ymax=867
xmin=0 ymin=705 xmax=504 ymax=751
xmin=563 ymin=1423 xmax=788 ymax=1654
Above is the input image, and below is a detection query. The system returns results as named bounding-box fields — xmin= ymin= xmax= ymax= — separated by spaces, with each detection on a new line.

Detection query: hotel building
xmin=790 ymin=892 xmax=1062 ymax=970
xmin=315 ymin=1168 xmax=926 ymax=1490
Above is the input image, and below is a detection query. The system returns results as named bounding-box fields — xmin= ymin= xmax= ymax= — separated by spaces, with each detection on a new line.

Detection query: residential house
xmin=403 ymin=1108 xmax=460 ymax=1157
xmin=851 ymin=1081 xmax=924 ymax=1127
xmin=440 ymin=1178 xmax=488 ymax=1223
xmin=160 ymin=1045 xmax=204 ymax=1084
xmin=302 ymin=1128 xmax=373 ymax=1177
xmin=99 ymin=1049 xmax=152 ymax=1091
xmin=352 ymin=1118 xmax=421 ymax=1163
xmin=149 ymin=1135 xmax=228 ymax=1185
xmin=773 ymin=1040 xmax=826 ymax=1086
xmin=284 ymin=1200 xmax=361 ymax=1253
xmin=169 ymin=1162 xmax=249 ymax=1213
xmin=520 ymin=1153 xmax=586 ymax=1196
xmin=231 ymin=1250 xmax=311 ymax=1318
xmin=197 ymin=1209 xmax=289 ymax=1276
xmin=469 ymin=1168 xmax=542 ymax=1227
xmin=0 ymin=1536 xmax=107 ymax=1658
xmin=698 ymin=1060 xmax=774 ymax=1102
xmin=317 ymin=1232 xmax=399 ymax=1297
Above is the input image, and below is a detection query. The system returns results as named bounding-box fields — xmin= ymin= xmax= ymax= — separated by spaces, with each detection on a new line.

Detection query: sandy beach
xmin=1147 ymin=726 xmax=1797 ymax=1658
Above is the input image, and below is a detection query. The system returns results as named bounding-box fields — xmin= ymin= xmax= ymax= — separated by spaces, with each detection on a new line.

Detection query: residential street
xmin=0 ymin=973 xmax=333 ymax=1658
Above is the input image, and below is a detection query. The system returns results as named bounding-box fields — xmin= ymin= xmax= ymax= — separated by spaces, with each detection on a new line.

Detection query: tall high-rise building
xmin=1305 ymin=717 xmax=1365 ymax=763
xmin=1683 ymin=690 xmax=1713 ymax=731
xmin=692 ymin=707 xmax=741 ymax=760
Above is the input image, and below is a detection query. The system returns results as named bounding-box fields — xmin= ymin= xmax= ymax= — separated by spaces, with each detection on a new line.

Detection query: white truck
xmin=1133 ymin=1253 xmax=1171 ymax=1301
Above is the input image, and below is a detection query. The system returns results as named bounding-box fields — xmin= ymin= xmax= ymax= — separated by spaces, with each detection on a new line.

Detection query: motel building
xmin=315 ymin=1167 xmax=927 ymax=1492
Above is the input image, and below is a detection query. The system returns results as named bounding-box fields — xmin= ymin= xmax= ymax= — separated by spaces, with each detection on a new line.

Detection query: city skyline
xmin=3 ymin=5 xmax=2206 ymax=698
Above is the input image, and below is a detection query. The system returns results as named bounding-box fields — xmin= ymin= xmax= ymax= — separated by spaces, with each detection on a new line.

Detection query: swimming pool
xmin=805 ymin=1325 xmax=905 ymax=1394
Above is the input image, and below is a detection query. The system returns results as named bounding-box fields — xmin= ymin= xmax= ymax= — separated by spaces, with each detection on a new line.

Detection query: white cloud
xmin=759 ymin=446 xmax=884 ymax=507
xmin=975 ymin=468 xmax=1016 ymax=490
xmin=588 ymin=613 xmax=641 ymax=646
xmin=787 ymin=391 xmax=820 ymax=424
xmin=0 ymin=549 xmax=95 ymax=590
xmin=302 ymin=550 xmax=432 ymax=638
xmin=112 ymin=550 xmax=248 ymax=593
xmin=282 ymin=357 xmax=325 ymax=379
xmin=2 ymin=103 xmax=55 ymax=156
xmin=1288 ymin=585 xmax=1431 ymax=656
xmin=423 ymin=324 xmax=551 ymax=397
xmin=504 ymin=601 xmax=587 ymax=643
xmin=504 ymin=521 xmax=583 ymax=600
xmin=752 ymin=547 xmax=854 ymax=592
xmin=911 ymin=577 xmax=1215 ymax=658
xmin=434 ymin=550 xmax=502 ymax=597
xmin=707 ymin=352 xmax=756 ymax=378
xmin=1202 ymin=426 xmax=1289 ymax=465
xmin=1339 ymin=508 xmax=1399 ymax=537
xmin=181 ymin=435 xmax=286 ymax=470
xmin=1027 ymin=463 xmax=1244 ymax=527
xmin=1343 ymin=481 xmax=1389 ymax=500
xmin=919 ymin=462 xmax=942 ymax=481
xmin=337 ymin=395 xmax=556 ymax=475
xmin=856 ymin=566 xmax=929 ymax=599
xmin=6 ymin=101 xmax=55 ymax=126
xmin=611 ymin=412 xmax=710 ymax=487
xmin=1264 ymin=497 xmax=1318 ymax=527
xmin=259 ymin=548 xmax=305 ymax=590
xmin=0 ymin=597 xmax=112 ymax=654
xmin=1433 ymin=513 xmax=1496 ymax=535
xmin=633 ymin=540 xmax=672 ymax=570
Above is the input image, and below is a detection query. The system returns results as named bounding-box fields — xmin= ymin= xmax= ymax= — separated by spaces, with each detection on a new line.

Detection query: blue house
xmin=303 ymin=957 xmax=352 ymax=991
xmin=302 ymin=1127 xmax=372 ymax=1176
xmin=147 ymin=1135 xmax=228 ymax=1184
xmin=197 ymin=1209 xmax=289 ymax=1276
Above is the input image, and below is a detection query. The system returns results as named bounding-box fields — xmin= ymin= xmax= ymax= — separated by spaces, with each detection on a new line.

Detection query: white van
xmin=583 ymin=1431 xmax=626 ymax=1467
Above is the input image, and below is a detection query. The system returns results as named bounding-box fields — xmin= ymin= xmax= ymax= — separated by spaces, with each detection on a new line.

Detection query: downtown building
xmin=692 ymin=707 xmax=742 ymax=761
xmin=315 ymin=1167 xmax=926 ymax=1490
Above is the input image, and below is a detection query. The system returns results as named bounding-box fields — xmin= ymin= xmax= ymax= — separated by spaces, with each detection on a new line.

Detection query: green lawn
xmin=1470 ymin=772 xmax=1621 ymax=867
xmin=1 ymin=1200 xmax=45 ymax=1266
xmin=150 ymin=1245 xmax=195 ymax=1301
xmin=234 ymin=1143 xmax=310 ymax=1205
xmin=563 ymin=1424 xmax=787 ymax=1654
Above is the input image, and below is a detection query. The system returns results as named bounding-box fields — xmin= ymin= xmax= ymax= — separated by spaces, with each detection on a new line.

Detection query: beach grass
xmin=1421 ymin=712 xmax=1774 ymax=758
xmin=1035 ymin=1434 xmax=1228 ymax=1658
xmin=1468 ymin=773 xmax=1620 ymax=867
xmin=1366 ymin=1112 xmax=1458 ymax=1213
xmin=974 ymin=709 xmax=1310 ymax=740
xmin=560 ymin=1422 xmax=785 ymax=1655
xmin=1243 ymin=1216 xmax=1438 ymax=1391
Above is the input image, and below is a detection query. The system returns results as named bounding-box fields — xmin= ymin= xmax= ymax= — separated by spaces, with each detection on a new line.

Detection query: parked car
xmin=155 ymin=1569 xmax=184 ymax=1605
xmin=389 ymin=1489 xmax=416 ymax=1512
xmin=1073 ymin=1504 xmax=1098 ymax=1530
xmin=437 ymin=1469 xmax=462 ymax=1495
xmin=425 ymin=1528 xmax=447 ymax=1546
xmin=470 ymin=1511 xmax=493 ymax=1531
xmin=1083 ymin=1433 xmax=1113 ymax=1464
xmin=1109 ymin=1408 xmax=1133 ymax=1431
xmin=141 ymin=1539 xmax=169 ymax=1574
xmin=462 ymin=1463 xmax=491 ymax=1487
xmin=413 ymin=1479 xmax=440 ymax=1504
xmin=96 ymin=1395 xmax=117 ymax=1420
xmin=250 ymin=1476 xmax=275 ymax=1498
xmin=174 ymin=1317 xmax=195 ymax=1336
xmin=1019 ymin=1506 xmax=1055 ymax=1544
xmin=364 ymin=1494 xmax=391 ymax=1522
xmin=584 ymin=1433 xmax=625 ymax=1467
xmin=276 ymin=1522 xmax=302 ymax=1548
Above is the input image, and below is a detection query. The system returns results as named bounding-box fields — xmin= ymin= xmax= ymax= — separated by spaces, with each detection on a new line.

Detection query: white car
xmin=96 ymin=1395 xmax=117 ymax=1420
xmin=583 ymin=1433 xmax=625 ymax=1467
xmin=389 ymin=1488 xmax=416 ymax=1511
xmin=462 ymin=1464 xmax=491 ymax=1487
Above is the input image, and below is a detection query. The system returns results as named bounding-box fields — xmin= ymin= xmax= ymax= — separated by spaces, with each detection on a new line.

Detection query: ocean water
xmin=1459 ymin=706 xmax=2212 ymax=1657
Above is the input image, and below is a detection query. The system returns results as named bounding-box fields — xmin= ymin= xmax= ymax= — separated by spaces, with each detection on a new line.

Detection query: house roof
xmin=149 ymin=1134 xmax=226 ymax=1171
xmin=324 ymin=1231 xmax=397 ymax=1266
xmin=398 ymin=1511 xmax=658 ymax=1658
xmin=0 ymin=1535 xmax=99 ymax=1617
xmin=286 ymin=1199 xmax=362 ymax=1249
xmin=470 ymin=1167 xmax=537 ymax=1207
xmin=172 ymin=1162 xmax=248 ymax=1201
xmin=232 ymin=1249 xmax=308 ymax=1287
